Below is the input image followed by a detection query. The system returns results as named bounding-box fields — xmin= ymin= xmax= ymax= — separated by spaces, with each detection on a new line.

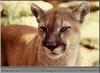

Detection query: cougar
xmin=1 ymin=2 xmax=89 ymax=66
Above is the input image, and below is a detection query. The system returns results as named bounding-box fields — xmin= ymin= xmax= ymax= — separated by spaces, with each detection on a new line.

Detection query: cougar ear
xmin=31 ymin=4 xmax=44 ymax=20
xmin=72 ymin=2 xmax=90 ymax=24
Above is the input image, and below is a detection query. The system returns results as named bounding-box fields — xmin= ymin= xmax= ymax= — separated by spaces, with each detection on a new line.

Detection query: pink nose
xmin=43 ymin=34 xmax=58 ymax=51
xmin=45 ymin=42 xmax=57 ymax=51
xmin=43 ymin=39 xmax=58 ymax=51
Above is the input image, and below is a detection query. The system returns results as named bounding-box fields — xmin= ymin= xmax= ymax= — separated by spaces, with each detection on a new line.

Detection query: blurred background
xmin=0 ymin=0 xmax=99 ymax=67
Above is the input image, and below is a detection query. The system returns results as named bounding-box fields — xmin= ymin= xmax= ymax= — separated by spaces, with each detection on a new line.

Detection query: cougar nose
xmin=44 ymin=37 xmax=58 ymax=51
xmin=43 ymin=35 xmax=58 ymax=51
xmin=45 ymin=42 xmax=57 ymax=51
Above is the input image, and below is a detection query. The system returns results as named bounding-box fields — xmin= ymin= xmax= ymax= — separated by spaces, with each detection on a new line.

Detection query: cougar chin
xmin=44 ymin=46 xmax=65 ymax=59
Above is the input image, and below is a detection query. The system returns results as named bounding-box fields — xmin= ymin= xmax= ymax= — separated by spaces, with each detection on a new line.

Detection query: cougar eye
xmin=60 ymin=26 xmax=71 ymax=32
xmin=39 ymin=26 xmax=47 ymax=32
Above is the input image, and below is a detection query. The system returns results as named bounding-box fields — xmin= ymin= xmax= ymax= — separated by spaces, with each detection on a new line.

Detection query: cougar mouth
xmin=44 ymin=45 xmax=66 ymax=59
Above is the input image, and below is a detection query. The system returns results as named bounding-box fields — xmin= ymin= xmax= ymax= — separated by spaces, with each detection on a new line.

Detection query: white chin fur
xmin=47 ymin=53 xmax=63 ymax=59
xmin=44 ymin=46 xmax=64 ymax=59
xmin=53 ymin=46 xmax=63 ymax=54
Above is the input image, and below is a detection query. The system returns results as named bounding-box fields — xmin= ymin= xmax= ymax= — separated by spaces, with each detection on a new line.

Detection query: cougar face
xmin=31 ymin=3 xmax=89 ymax=59
xmin=37 ymin=9 xmax=80 ymax=58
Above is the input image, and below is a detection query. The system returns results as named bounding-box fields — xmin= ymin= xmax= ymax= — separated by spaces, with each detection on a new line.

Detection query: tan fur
xmin=1 ymin=25 xmax=80 ymax=66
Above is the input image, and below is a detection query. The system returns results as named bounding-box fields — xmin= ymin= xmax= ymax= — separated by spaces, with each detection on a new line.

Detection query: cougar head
xmin=31 ymin=2 xmax=89 ymax=59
